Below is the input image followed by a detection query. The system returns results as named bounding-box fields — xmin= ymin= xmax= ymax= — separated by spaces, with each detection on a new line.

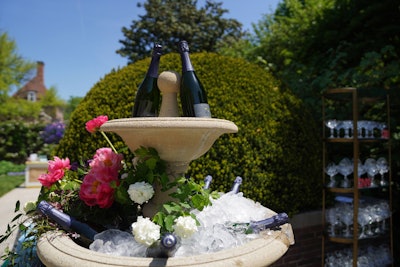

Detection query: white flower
xmin=23 ymin=201 xmax=37 ymax=214
xmin=127 ymin=182 xmax=154 ymax=205
xmin=131 ymin=216 xmax=160 ymax=246
xmin=173 ymin=216 xmax=198 ymax=238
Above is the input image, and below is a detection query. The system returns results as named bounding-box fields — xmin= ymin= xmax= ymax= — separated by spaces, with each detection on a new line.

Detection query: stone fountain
xmin=36 ymin=71 xmax=294 ymax=266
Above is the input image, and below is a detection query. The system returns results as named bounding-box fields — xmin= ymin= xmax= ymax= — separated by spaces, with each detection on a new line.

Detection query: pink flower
xmin=85 ymin=115 xmax=108 ymax=134
xmin=48 ymin=156 xmax=70 ymax=173
xmin=38 ymin=157 xmax=70 ymax=188
xmin=79 ymin=172 xmax=118 ymax=208
xmin=89 ymin=148 xmax=123 ymax=176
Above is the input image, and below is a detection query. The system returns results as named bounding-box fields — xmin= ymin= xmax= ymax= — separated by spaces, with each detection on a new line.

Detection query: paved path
xmin=0 ymin=185 xmax=41 ymax=265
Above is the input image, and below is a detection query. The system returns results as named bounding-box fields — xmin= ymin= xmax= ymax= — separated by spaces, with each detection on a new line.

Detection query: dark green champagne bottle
xmin=132 ymin=43 xmax=162 ymax=117
xmin=178 ymin=40 xmax=211 ymax=117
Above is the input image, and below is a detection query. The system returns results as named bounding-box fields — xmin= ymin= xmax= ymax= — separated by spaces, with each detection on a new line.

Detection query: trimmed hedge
xmin=55 ymin=53 xmax=322 ymax=215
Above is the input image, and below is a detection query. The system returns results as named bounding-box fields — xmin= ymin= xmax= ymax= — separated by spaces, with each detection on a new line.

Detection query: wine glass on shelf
xmin=341 ymin=120 xmax=353 ymax=138
xmin=357 ymin=159 xmax=366 ymax=188
xmin=364 ymin=205 xmax=374 ymax=236
xmin=341 ymin=204 xmax=353 ymax=238
xmin=376 ymin=157 xmax=389 ymax=187
xmin=364 ymin=158 xmax=379 ymax=188
xmin=357 ymin=206 xmax=369 ymax=239
xmin=338 ymin=157 xmax=353 ymax=188
xmin=325 ymin=208 xmax=338 ymax=237
xmin=325 ymin=162 xmax=338 ymax=188
xmin=365 ymin=121 xmax=377 ymax=138
xmin=377 ymin=200 xmax=390 ymax=233
xmin=325 ymin=119 xmax=338 ymax=138
xmin=357 ymin=120 xmax=367 ymax=138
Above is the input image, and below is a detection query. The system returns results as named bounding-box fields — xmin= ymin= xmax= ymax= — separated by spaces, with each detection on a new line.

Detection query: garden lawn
xmin=0 ymin=174 xmax=24 ymax=197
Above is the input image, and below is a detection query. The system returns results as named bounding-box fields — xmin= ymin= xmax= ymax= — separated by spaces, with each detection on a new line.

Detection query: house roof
xmin=13 ymin=61 xmax=47 ymax=99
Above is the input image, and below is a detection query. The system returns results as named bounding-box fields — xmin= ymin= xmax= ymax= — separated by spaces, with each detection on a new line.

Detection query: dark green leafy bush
xmin=0 ymin=121 xmax=45 ymax=163
xmin=55 ymin=53 xmax=321 ymax=215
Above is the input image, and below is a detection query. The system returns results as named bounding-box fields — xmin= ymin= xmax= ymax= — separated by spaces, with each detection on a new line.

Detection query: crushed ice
xmin=89 ymin=192 xmax=278 ymax=257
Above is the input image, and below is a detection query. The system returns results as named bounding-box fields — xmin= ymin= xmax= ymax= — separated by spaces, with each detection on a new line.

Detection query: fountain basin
xmin=100 ymin=118 xmax=238 ymax=174
xmin=37 ymin=222 xmax=293 ymax=267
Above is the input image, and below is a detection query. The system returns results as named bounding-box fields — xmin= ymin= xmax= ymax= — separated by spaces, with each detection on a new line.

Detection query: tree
xmin=40 ymin=86 xmax=66 ymax=107
xmin=63 ymin=96 xmax=83 ymax=122
xmin=117 ymin=0 xmax=244 ymax=63
xmin=0 ymin=32 xmax=35 ymax=102
xmin=226 ymin=0 xmax=400 ymax=114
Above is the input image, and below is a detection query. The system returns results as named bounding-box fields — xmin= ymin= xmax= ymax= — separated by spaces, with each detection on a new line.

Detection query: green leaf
xmin=164 ymin=215 xmax=175 ymax=233
xmin=114 ymin=186 xmax=131 ymax=205
xmin=145 ymin=158 xmax=157 ymax=170
xmin=11 ymin=213 xmax=22 ymax=223
xmin=14 ymin=201 xmax=20 ymax=212
xmin=191 ymin=194 xmax=206 ymax=209
xmin=152 ymin=212 xmax=165 ymax=227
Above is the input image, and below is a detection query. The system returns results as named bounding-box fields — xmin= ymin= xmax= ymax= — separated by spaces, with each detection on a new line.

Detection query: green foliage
xmin=0 ymin=98 xmax=42 ymax=121
xmin=39 ymin=86 xmax=66 ymax=108
xmin=0 ymin=31 xmax=35 ymax=101
xmin=0 ymin=160 xmax=25 ymax=175
xmin=0 ymin=121 xmax=45 ymax=163
xmin=64 ymin=96 xmax=83 ymax=122
xmin=117 ymin=0 xmax=243 ymax=63
xmin=153 ymin=176 xmax=219 ymax=233
xmin=0 ymin=161 xmax=25 ymax=197
xmin=243 ymin=0 xmax=400 ymax=117
xmin=55 ymin=53 xmax=321 ymax=215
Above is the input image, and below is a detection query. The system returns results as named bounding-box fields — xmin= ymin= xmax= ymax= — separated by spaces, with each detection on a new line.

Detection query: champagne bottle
xmin=37 ymin=200 xmax=98 ymax=242
xmin=230 ymin=176 xmax=243 ymax=194
xmin=226 ymin=213 xmax=289 ymax=234
xmin=132 ymin=43 xmax=162 ymax=117
xmin=145 ymin=233 xmax=179 ymax=258
xmin=203 ymin=175 xmax=213 ymax=189
xmin=178 ymin=40 xmax=211 ymax=117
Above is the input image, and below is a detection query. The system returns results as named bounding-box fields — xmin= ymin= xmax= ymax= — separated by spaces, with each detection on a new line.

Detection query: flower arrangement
xmin=0 ymin=115 xmax=219 ymax=264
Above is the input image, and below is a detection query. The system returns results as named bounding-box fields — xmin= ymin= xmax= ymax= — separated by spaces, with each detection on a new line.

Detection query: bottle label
xmin=194 ymin=103 xmax=211 ymax=117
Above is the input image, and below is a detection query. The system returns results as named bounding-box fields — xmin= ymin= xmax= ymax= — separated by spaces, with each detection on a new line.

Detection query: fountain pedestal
xmin=100 ymin=117 xmax=238 ymax=217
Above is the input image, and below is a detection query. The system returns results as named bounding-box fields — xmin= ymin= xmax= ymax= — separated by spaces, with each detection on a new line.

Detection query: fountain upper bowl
xmin=100 ymin=117 xmax=238 ymax=165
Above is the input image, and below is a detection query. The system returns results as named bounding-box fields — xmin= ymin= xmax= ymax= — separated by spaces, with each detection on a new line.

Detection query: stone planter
xmin=37 ymin=223 xmax=294 ymax=267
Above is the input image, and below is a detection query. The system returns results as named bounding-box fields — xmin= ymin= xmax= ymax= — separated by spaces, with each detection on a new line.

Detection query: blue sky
xmin=0 ymin=0 xmax=280 ymax=100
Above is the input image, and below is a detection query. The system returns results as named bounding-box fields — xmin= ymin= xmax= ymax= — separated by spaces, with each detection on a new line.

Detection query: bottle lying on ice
xmin=37 ymin=200 xmax=98 ymax=242
xmin=226 ymin=212 xmax=289 ymax=234
xmin=146 ymin=233 xmax=179 ymax=258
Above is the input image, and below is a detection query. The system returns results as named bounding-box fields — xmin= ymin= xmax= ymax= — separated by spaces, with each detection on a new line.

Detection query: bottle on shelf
xmin=145 ymin=233 xmax=179 ymax=258
xmin=230 ymin=176 xmax=243 ymax=194
xmin=178 ymin=40 xmax=211 ymax=117
xmin=132 ymin=43 xmax=162 ymax=117
xmin=203 ymin=175 xmax=213 ymax=189
xmin=37 ymin=200 xmax=98 ymax=242
xmin=226 ymin=213 xmax=289 ymax=234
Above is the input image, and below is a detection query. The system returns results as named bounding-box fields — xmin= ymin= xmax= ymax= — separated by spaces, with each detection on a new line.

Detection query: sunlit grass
xmin=0 ymin=174 xmax=24 ymax=197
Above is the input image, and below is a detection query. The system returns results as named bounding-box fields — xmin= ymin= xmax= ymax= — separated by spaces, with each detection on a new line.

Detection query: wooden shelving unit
xmin=321 ymin=87 xmax=393 ymax=266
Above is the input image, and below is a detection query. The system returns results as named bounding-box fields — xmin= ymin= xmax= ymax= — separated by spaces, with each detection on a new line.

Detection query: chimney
xmin=37 ymin=61 xmax=45 ymax=85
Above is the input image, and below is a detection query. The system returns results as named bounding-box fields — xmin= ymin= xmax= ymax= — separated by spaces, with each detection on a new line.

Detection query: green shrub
xmin=0 ymin=121 xmax=45 ymax=164
xmin=55 ymin=53 xmax=322 ymax=215
xmin=0 ymin=160 xmax=25 ymax=175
